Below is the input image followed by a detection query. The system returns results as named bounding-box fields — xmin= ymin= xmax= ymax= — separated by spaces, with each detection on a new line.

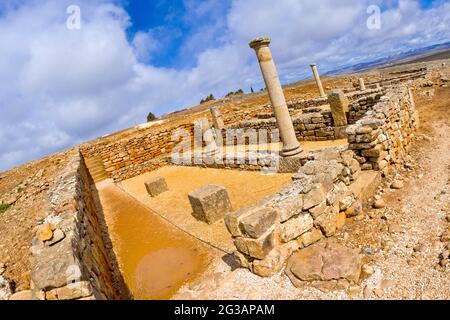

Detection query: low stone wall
xmin=347 ymin=84 xmax=419 ymax=171
xmin=30 ymin=153 xmax=122 ymax=300
xmin=81 ymin=123 xmax=194 ymax=182
xmin=224 ymin=147 xmax=363 ymax=277
xmin=346 ymin=88 xmax=385 ymax=124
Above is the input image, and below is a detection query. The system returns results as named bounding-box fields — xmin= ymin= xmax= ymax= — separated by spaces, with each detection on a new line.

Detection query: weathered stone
xmin=45 ymin=229 xmax=65 ymax=246
xmin=327 ymin=90 xmax=349 ymax=126
xmin=280 ymin=213 xmax=314 ymax=242
xmin=286 ymin=242 xmax=361 ymax=286
xmin=188 ymin=184 xmax=232 ymax=224
xmin=239 ymin=207 xmax=279 ymax=239
xmin=297 ymin=228 xmax=323 ymax=248
xmin=275 ymin=195 xmax=303 ymax=222
xmin=45 ymin=281 xmax=92 ymax=300
xmin=373 ymin=199 xmax=386 ymax=209
xmin=308 ymin=201 xmax=327 ymax=219
xmin=233 ymin=251 xmax=253 ymax=270
xmin=36 ymin=224 xmax=54 ymax=242
xmin=303 ymin=184 xmax=326 ymax=210
xmin=225 ymin=206 xmax=254 ymax=237
xmin=314 ymin=204 xmax=339 ymax=237
xmin=9 ymin=290 xmax=34 ymax=300
xmin=234 ymin=227 xmax=277 ymax=259
xmin=253 ymin=242 xmax=299 ymax=277
xmin=144 ymin=177 xmax=168 ymax=197
xmin=390 ymin=179 xmax=404 ymax=189
xmin=345 ymin=200 xmax=363 ymax=217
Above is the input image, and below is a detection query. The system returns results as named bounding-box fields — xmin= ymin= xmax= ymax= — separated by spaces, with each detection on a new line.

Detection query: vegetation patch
xmin=0 ymin=204 xmax=11 ymax=214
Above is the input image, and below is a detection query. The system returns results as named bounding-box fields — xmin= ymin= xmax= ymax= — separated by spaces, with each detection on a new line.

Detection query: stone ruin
xmin=23 ymin=35 xmax=450 ymax=299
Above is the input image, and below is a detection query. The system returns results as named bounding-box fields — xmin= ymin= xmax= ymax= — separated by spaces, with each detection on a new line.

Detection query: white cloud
xmin=0 ymin=0 xmax=449 ymax=172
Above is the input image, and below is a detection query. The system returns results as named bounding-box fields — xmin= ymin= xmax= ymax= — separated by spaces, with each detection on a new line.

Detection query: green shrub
xmin=147 ymin=112 xmax=157 ymax=122
xmin=200 ymin=94 xmax=215 ymax=104
xmin=0 ymin=204 xmax=10 ymax=214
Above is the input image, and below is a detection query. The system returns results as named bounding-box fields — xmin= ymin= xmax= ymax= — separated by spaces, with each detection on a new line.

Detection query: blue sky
xmin=0 ymin=0 xmax=449 ymax=172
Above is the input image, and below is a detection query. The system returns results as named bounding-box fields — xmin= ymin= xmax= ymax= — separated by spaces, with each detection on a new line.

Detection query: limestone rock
xmin=286 ymin=242 xmax=361 ymax=287
xmin=9 ymin=290 xmax=33 ymax=300
xmin=314 ymin=205 xmax=339 ymax=237
xmin=297 ymin=228 xmax=323 ymax=248
xmin=303 ymin=184 xmax=326 ymax=210
xmin=234 ymin=227 xmax=278 ymax=259
xmin=280 ymin=213 xmax=314 ymax=242
xmin=373 ymin=199 xmax=386 ymax=209
xmin=390 ymin=180 xmax=404 ymax=189
xmin=144 ymin=177 xmax=168 ymax=197
xmin=239 ymin=207 xmax=278 ymax=239
xmin=36 ymin=224 xmax=54 ymax=242
xmin=45 ymin=229 xmax=65 ymax=246
xmin=253 ymin=242 xmax=300 ymax=277
xmin=188 ymin=184 xmax=232 ymax=224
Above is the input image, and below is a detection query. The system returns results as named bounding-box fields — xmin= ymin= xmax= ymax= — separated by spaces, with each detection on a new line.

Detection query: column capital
xmin=310 ymin=63 xmax=317 ymax=68
xmin=249 ymin=37 xmax=271 ymax=49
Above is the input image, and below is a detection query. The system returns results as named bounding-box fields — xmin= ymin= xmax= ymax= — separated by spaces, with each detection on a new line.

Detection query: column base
xmin=280 ymin=145 xmax=303 ymax=157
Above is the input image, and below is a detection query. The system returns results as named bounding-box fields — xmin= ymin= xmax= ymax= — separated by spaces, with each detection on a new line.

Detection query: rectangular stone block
xmin=239 ymin=207 xmax=279 ymax=239
xmin=234 ymin=227 xmax=277 ymax=259
xmin=280 ymin=213 xmax=314 ymax=242
xmin=188 ymin=184 xmax=232 ymax=224
xmin=144 ymin=177 xmax=168 ymax=197
xmin=225 ymin=206 xmax=256 ymax=237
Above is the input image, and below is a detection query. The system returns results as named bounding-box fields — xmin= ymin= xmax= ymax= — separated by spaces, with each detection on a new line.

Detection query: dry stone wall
xmin=30 ymin=153 xmax=121 ymax=300
xmin=224 ymin=147 xmax=363 ymax=277
xmin=347 ymin=84 xmax=419 ymax=171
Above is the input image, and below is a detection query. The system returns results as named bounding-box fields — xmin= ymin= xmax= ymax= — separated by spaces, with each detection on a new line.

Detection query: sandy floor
xmin=96 ymin=183 xmax=214 ymax=300
xmin=119 ymin=166 xmax=292 ymax=252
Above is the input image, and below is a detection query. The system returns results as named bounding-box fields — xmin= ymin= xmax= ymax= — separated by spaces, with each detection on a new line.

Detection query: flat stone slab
xmin=188 ymin=184 xmax=232 ymax=224
xmin=286 ymin=241 xmax=362 ymax=288
xmin=145 ymin=177 xmax=168 ymax=197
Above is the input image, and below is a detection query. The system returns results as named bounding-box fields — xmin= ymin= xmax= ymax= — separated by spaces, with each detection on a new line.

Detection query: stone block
xmin=314 ymin=204 xmax=339 ymax=237
xmin=303 ymin=184 xmax=326 ymax=210
xmin=239 ymin=207 xmax=279 ymax=239
xmin=234 ymin=227 xmax=277 ymax=259
xmin=144 ymin=177 xmax=168 ymax=197
xmin=280 ymin=213 xmax=314 ymax=242
xmin=225 ymin=206 xmax=254 ymax=237
xmin=252 ymin=241 xmax=300 ymax=277
xmin=297 ymin=228 xmax=323 ymax=248
xmin=188 ymin=184 xmax=232 ymax=224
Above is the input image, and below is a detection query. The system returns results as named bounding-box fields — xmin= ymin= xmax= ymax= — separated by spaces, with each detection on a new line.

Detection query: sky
xmin=0 ymin=0 xmax=449 ymax=172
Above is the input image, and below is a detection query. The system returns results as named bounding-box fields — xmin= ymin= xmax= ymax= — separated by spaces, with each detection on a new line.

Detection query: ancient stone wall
xmin=30 ymin=153 xmax=121 ymax=300
xmin=81 ymin=123 xmax=194 ymax=182
xmin=224 ymin=147 xmax=363 ymax=277
xmin=347 ymin=84 xmax=419 ymax=171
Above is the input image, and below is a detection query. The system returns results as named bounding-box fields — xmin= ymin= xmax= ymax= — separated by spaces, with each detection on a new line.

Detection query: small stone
xmin=390 ymin=180 xmax=404 ymax=189
xmin=373 ymin=199 xmax=386 ymax=209
xmin=45 ymin=229 xmax=65 ymax=246
xmin=9 ymin=290 xmax=33 ymax=300
xmin=362 ymin=265 xmax=374 ymax=277
xmin=373 ymin=288 xmax=384 ymax=297
xmin=144 ymin=177 xmax=168 ymax=197
xmin=388 ymin=223 xmax=402 ymax=234
xmin=36 ymin=224 xmax=53 ymax=242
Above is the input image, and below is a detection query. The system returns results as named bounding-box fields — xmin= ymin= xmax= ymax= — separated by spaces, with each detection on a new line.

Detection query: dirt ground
xmin=119 ymin=166 xmax=292 ymax=253
xmin=173 ymin=86 xmax=450 ymax=300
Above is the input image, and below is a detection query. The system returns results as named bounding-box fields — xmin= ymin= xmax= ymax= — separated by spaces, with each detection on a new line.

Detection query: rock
xmin=413 ymin=244 xmax=426 ymax=253
xmin=234 ymin=227 xmax=278 ymax=259
xmin=297 ymin=228 xmax=323 ymax=248
xmin=390 ymin=180 xmax=404 ymax=189
xmin=9 ymin=290 xmax=33 ymax=300
xmin=314 ymin=205 xmax=339 ymax=237
xmin=0 ymin=276 xmax=11 ymax=300
xmin=303 ymin=184 xmax=326 ymax=210
xmin=144 ymin=177 xmax=168 ymax=197
xmin=373 ymin=288 xmax=384 ymax=298
xmin=286 ymin=242 xmax=362 ymax=287
xmin=45 ymin=229 xmax=65 ymax=246
xmin=253 ymin=242 xmax=299 ymax=277
xmin=188 ymin=184 xmax=232 ymax=224
xmin=388 ymin=223 xmax=402 ymax=234
xmin=280 ymin=213 xmax=314 ymax=242
xmin=373 ymin=199 xmax=386 ymax=209
xmin=36 ymin=224 xmax=54 ymax=242
xmin=361 ymin=264 xmax=374 ymax=276
xmin=446 ymin=215 xmax=450 ymax=223
xmin=239 ymin=207 xmax=278 ymax=239
xmin=345 ymin=200 xmax=362 ymax=217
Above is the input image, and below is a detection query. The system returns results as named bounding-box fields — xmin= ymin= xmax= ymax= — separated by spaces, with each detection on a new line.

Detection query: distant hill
xmin=325 ymin=41 xmax=450 ymax=75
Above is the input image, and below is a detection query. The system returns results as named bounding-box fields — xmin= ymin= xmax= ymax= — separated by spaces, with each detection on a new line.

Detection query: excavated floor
xmin=96 ymin=182 xmax=214 ymax=300
xmin=118 ymin=166 xmax=292 ymax=252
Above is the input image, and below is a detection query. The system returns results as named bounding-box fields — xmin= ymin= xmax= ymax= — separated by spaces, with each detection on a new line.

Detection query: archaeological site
xmin=0 ymin=4 xmax=449 ymax=304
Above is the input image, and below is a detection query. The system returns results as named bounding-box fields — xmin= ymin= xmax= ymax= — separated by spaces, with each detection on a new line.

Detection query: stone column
xmin=249 ymin=37 xmax=302 ymax=157
xmin=358 ymin=78 xmax=366 ymax=91
xmin=327 ymin=90 xmax=349 ymax=127
xmin=310 ymin=64 xmax=326 ymax=98
xmin=196 ymin=118 xmax=218 ymax=156
xmin=210 ymin=106 xmax=224 ymax=131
